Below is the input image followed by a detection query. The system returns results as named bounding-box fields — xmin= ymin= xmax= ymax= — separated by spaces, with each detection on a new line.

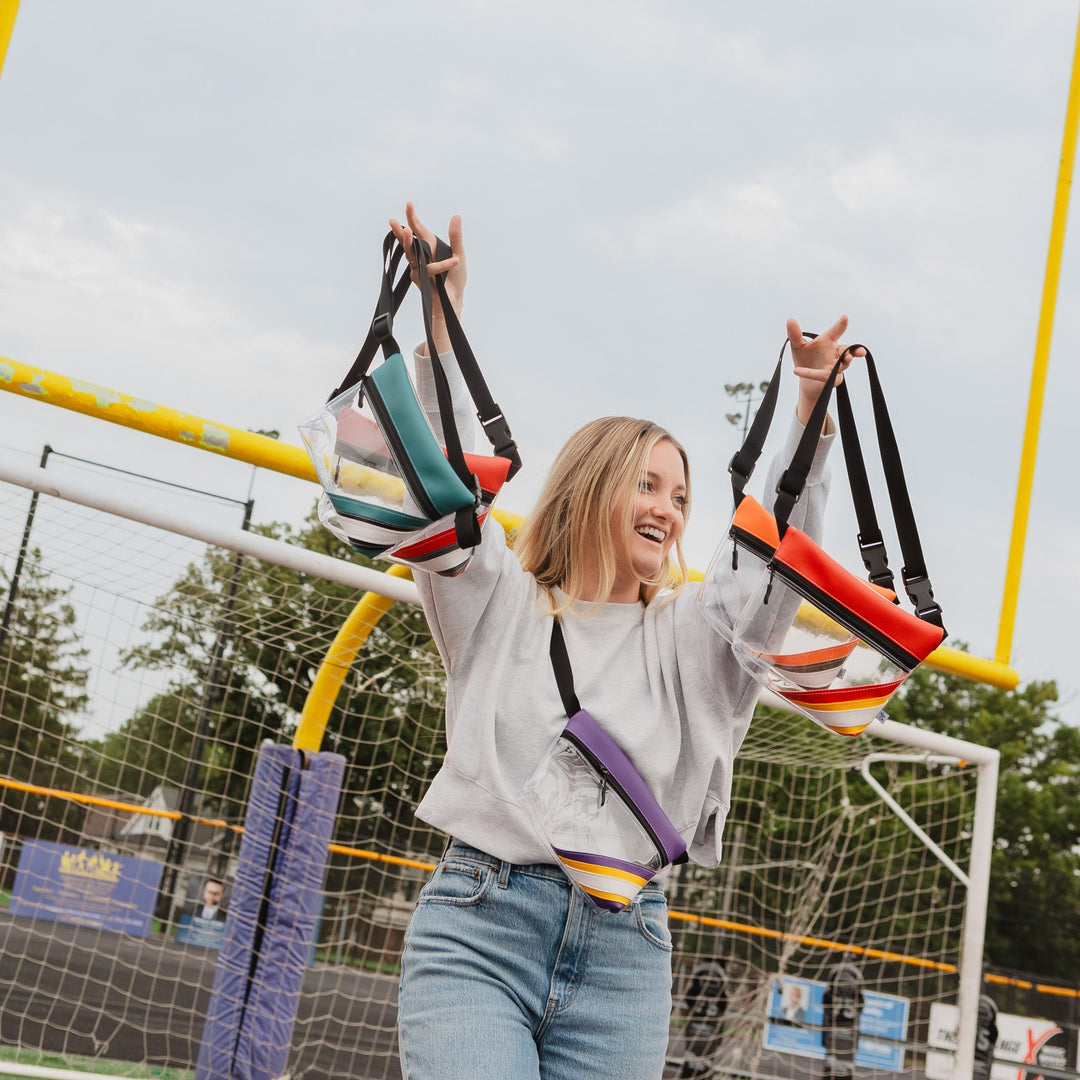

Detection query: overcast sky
xmin=1 ymin=1 xmax=1078 ymax=728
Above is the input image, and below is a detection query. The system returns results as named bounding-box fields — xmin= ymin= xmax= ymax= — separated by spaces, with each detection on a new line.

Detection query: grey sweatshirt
xmin=411 ymin=348 xmax=833 ymax=868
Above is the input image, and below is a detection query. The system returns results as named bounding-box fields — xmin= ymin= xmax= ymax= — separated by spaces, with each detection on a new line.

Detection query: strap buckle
xmin=858 ymin=534 xmax=895 ymax=592
xmin=902 ymin=569 xmax=944 ymax=627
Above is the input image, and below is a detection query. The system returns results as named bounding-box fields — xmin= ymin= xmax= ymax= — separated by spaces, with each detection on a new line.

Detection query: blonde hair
xmin=516 ymin=417 xmax=691 ymax=612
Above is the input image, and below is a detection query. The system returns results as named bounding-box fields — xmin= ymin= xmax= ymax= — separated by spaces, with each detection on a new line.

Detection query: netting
xmin=0 ymin=454 xmax=990 ymax=1079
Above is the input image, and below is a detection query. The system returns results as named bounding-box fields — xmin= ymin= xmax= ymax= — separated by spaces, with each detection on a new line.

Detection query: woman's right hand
xmin=389 ymin=204 xmax=467 ymax=354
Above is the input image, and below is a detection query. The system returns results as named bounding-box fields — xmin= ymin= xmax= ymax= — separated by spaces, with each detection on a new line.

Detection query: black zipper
xmin=560 ymin=728 xmax=668 ymax=866
xmin=731 ymin=524 xmax=776 ymax=565
xmin=366 ymin=383 xmax=441 ymax=521
xmin=770 ymin=559 xmax=921 ymax=671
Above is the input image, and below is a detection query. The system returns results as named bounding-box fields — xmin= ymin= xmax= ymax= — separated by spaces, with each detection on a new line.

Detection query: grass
xmin=0 ymin=1047 xmax=193 ymax=1080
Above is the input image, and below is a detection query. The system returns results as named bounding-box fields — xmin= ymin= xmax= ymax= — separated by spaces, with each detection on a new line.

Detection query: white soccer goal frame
xmin=0 ymin=455 xmax=1000 ymax=1080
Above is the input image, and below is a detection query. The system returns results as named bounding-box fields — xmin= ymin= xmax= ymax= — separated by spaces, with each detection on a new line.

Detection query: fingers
xmin=821 ymin=313 xmax=850 ymax=343
xmin=786 ymin=317 xmax=806 ymax=347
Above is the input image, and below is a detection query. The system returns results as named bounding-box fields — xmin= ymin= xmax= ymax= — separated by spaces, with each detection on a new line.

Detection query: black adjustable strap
xmin=835 ymin=375 xmax=895 ymax=593
xmin=549 ymin=619 xmax=581 ymax=718
xmin=861 ymin=353 xmax=943 ymax=627
xmin=328 ymin=232 xmax=412 ymax=402
xmin=429 ymin=246 xmax=521 ymax=480
xmin=772 ymin=351 xmax=847 ymax=534
xmin=728 ymin=348 xmax=785 ymax=507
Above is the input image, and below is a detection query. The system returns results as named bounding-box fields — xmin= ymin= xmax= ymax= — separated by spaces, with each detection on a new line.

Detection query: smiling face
xmin=610 ymin=439 xmax=687 ymax=603
xmin=515 ymin=416 xmax=691 ymax=610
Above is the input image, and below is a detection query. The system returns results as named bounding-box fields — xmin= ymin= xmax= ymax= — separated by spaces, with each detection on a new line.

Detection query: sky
xmin=0 ymin=0 xmax=1078 ymax=728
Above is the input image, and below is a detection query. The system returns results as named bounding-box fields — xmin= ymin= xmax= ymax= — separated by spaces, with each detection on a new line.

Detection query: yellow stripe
xmin=558 ymin=854 xmax=649 ymax=887
xmin=787 ymin=692 xmax=891 ymax=713
xmin=823 ymin=722 xmax=873 ymax=737
xmin=579 ymin=884 xmax=634 ymax=907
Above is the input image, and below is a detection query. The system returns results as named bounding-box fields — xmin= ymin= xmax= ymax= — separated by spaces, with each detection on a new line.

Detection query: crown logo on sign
xmin=59 ymin=850 xmax=122 ymax=882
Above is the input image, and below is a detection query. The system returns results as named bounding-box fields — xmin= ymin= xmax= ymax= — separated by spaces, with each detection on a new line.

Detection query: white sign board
xmin=925 ymin=1002 xmax=1070 ymax=1080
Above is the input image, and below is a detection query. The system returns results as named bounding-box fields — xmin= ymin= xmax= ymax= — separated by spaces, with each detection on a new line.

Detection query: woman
xmin=387 ymin=204 xmax=855 ymax=1080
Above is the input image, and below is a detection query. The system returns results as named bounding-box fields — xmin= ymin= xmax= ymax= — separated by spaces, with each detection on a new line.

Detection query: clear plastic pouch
xmin=520 ymin=707 xmax=687 ymax=913
xmin=698 ymin=338 xmax=946 ymax=737
xmin=710 ymin=517 xmax=943 ymax=735
xmin=300 ymin=229 xmax=519 ymax=571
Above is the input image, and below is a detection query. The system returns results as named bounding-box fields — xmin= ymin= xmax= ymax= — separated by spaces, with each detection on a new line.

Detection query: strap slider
xmin=774 ymin=468 xmax=803 ymax=504
xmin=481 ymin=409 xmax=523 ymax=479
xmin=371 ymin=312 xmax=393 ymax=343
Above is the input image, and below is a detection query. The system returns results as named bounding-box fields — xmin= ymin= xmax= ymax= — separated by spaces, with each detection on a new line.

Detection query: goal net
xmin=0 ymin=450 xmax=989 ymax=1080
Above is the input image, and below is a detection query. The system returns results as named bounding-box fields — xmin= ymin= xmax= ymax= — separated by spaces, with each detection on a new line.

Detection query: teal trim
xmin=370 ymin=356 xmax=474 ymax=516
xmin=328 ymin=492 xmax=429 ymax=530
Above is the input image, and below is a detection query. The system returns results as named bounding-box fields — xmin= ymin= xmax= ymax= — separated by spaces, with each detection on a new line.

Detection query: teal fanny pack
xmin=301 ymin=230 xmax=521 ymax=575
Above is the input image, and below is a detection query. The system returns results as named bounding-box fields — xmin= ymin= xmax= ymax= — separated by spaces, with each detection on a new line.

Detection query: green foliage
xmin=0 ymin=550 xmax=90 ymax=839
xmin=83 ymin=508 xmax=446 ymax=888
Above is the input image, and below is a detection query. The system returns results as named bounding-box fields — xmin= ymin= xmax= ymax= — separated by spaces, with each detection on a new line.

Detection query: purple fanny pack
xmin=518 ymin=620 xmax=687 ymax=914
xmin=561 ymin=709 xmax=688 ymax=869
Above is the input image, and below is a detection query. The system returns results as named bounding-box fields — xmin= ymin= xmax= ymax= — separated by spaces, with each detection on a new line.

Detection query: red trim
xmin=780 ymin=675 xmax=906 ymax=707
xmin=394 ymin=512 xmax=490 ymax=559
xmin=774 ymin=528 xmax=944 ymax=661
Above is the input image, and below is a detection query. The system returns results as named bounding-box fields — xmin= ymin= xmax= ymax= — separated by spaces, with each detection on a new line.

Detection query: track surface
xmin=0 ymin=911 xmax=401 ymax=1079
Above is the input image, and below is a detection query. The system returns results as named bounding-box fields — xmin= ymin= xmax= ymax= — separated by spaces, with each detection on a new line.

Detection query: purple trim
xmin=564 ymin=710 xmax=688 ymax=866
xmin=590 ymin=895 xmax=631 ymax=913
xmin=553 ymin=848 xmax=657 ymax=881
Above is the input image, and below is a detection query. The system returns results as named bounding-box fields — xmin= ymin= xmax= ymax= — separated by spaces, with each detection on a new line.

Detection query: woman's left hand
xmin=786 ymin=315 xmax=865 ymax=427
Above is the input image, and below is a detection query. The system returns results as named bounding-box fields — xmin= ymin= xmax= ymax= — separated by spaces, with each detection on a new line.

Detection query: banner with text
xmin=10 ymin=839 xmax=162 ymax=937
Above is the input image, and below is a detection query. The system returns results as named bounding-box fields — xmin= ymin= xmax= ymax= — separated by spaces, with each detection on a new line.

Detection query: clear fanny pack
xmin=300 ymin=230 xmax=521 ymax=575
xmin=520 ymin=620 xmax=688 ymax=913
xmin=698 ymin=339 xmax=946 ymax=736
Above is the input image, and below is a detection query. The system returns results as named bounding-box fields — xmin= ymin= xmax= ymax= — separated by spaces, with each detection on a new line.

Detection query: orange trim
xmin=462 ymin=451 xmax=511 ymax=495
xmin=758 ymin=637 xmax=859 ymax=667
xmin=732 ymin=495 xmax=781 ymax=549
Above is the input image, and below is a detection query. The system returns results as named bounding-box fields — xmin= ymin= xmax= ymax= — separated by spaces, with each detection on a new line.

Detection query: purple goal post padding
xmin=196 ymin=744 xmax=345 ymax=1080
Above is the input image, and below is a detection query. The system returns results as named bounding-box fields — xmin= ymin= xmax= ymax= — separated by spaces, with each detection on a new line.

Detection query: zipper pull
xmin=763 ymin=566 xmax=775 ymax=605
xmin=731 ymin=539 xmax=739 ymax=571
xmin=599 ymin=775 xmax=608 ymax=806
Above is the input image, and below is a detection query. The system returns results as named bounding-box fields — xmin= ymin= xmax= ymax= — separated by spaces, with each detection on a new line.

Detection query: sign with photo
xmin=926 ymin=1002 xmax=1071 ymax=1080
xmin=10 ymin=839 xmax=162 ymax=936
xmin=762 ymin=975 xmax=909 ymax=1072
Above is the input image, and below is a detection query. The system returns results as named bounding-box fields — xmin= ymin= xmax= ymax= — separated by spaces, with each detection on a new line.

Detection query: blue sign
xmin=762 ymin=976 xmax=909 ymax=1072
xmin=10 ymin=840 xmax=162 ymax=937
xmin=176 ymin=912 xmax=227 ymax=948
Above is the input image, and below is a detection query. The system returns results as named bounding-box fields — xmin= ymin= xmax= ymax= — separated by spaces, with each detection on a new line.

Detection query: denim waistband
xmin=443 ymin=840 xmax=666 ymax=894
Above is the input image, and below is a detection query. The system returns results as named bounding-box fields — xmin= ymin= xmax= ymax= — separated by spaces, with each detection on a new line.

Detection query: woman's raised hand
xmin=786 ymin=315 xmax=866 ymax=427
xmin=389 ymin=203 xmax=467 ymax=322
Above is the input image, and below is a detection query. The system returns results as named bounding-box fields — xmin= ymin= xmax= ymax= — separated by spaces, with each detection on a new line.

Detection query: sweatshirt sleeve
xmin=413 ymin=345 xmax=478 ymax=452
xmin=409 ymin=344 xmax=529 ymax=672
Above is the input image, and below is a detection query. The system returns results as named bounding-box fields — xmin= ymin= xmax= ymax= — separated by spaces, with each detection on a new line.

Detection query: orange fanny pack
xmin=698 ymin=338 xmax=945 ymax=737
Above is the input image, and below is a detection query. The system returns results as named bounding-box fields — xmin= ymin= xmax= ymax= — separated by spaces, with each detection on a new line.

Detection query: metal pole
xmin=996 ymin=6 xmax=1080 ymax=664
xmin=0 ymin=445 xmax=51 ymax=657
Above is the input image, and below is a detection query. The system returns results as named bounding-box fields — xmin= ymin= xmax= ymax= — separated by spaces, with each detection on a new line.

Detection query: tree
xmin=887 ymin=661 xmax=1079 ymax=980
xmin=0 ymin=549 xmax=90 ymax=840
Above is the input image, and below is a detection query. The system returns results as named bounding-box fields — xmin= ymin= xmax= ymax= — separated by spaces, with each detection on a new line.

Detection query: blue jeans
xmin=397 ymin=842 xmax=673 ymax=1080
